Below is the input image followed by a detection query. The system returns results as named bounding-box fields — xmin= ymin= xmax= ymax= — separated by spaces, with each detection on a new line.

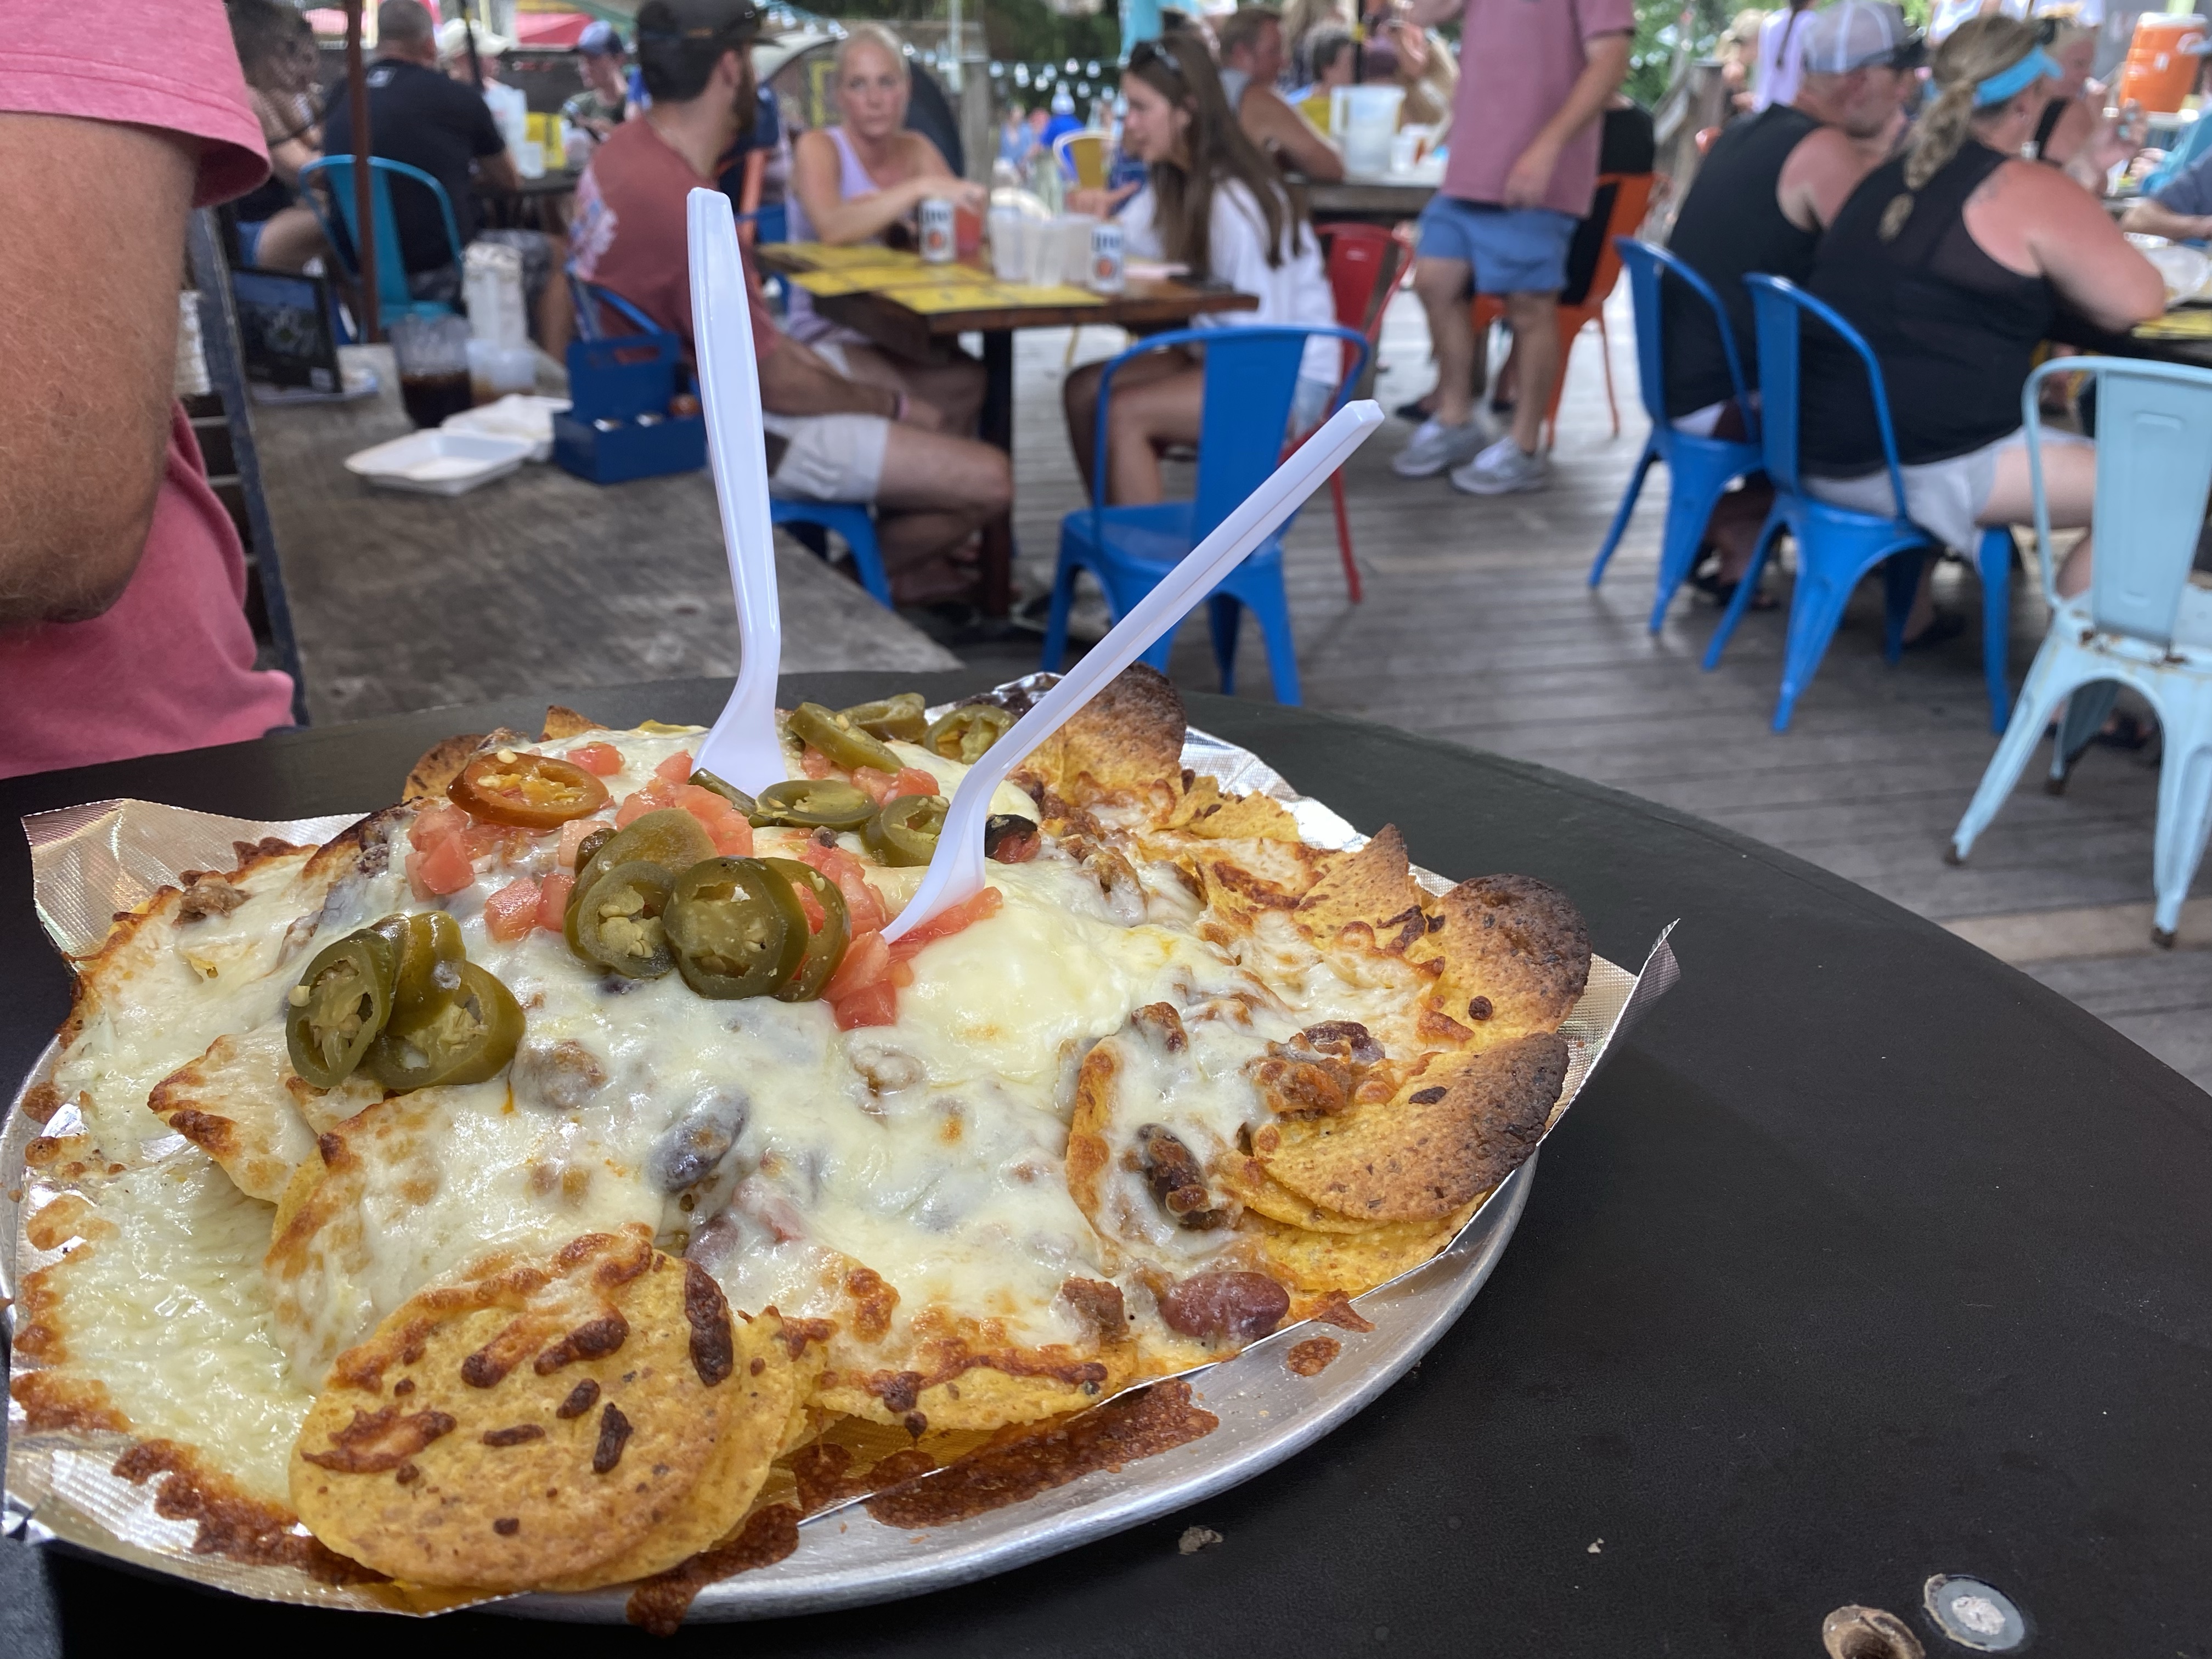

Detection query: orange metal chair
xmin=1468 ymin=171 xmax=1656 ymax=451
xmin=1313 ymin=221 xmax=1417 ymax=602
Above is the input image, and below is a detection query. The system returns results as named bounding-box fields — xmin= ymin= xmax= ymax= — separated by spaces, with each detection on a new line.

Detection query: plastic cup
xmin=389 ymin=313 xmax=474 ymax=429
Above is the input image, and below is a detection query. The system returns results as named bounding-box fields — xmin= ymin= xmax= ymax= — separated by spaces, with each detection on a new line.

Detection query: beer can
xmin=919 ymin=197 xmax=956 ymax=264
xmin=1088 ymin=219 xmax=1125 ymax=295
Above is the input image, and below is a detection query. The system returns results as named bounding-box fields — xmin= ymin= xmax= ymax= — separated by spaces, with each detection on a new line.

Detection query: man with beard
xmin=572 ymin=0 xmax=1009 ymax=604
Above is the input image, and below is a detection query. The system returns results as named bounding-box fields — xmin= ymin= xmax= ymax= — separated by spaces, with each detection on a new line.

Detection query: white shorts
xmin=762 ymin=410 xmax=891 ymax=503
xmin=1807 ymin=428 xmax=2092 ymax=556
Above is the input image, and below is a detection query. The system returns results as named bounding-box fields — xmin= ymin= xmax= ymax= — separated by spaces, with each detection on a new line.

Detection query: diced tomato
xmin=793 ymin=839 xmax=887 ymax=934
xmin=656 ymin=751 xmax=694 ymax=784
xmin=888 ymin=958 xmax=915 ymax=988
xmin=404 ymin=850 xmax=435 ymax=904
xmin=891 ymin=766 xmax=940 ymax=801
xmin=789 ymin=878 xmax=827 ymax=932
xmin=822 ymin=930 xmax=890 ymax=1002
xmin=416 ymin=832 xmax=477 ymax=896
xmin=459 ymin=823 xmax=505 ymax=862
xmin=555 ymin=818 xmax=601 ymax=868
xmin=887 ymin=886 xmax=1002 ymax=961
xmin=833 ymin=982 xmax=900 ymax=1029
xmin=535 ymin=872 xmax=573 ymax=931
xmin=851 ymin=766 xmax=896 ymax=805
xmin=484 ymin=878 xmax=542 ymax=942
xmin=799 ymin=745 xmax=836 ymax=780
xmin=614 ymin=778 xmax=679 ymax=828
xmin=672 ymin=783 xmax=732 ymax=822
xmin=409 ymin=802 xmax=469 ymax=853
xmin=566 ymin=743 xmax=622 ymax=776
xmin=708 ymin=814 xmax=754 ymax=856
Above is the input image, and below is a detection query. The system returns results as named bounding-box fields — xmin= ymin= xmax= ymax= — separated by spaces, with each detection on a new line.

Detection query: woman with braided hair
xmin=1798 ymin=14 xmax=2160 ymax=636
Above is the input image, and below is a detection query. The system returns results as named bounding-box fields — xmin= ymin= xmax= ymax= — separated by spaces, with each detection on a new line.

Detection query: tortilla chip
xmin=290 ymin=1232 xmax=737 ymax=1590
xmin=539 ymin=1311 xmax=799 ymax=1590
xmin=1214 ymin=1154 xmax=1377 ymax=1235
xmin=402 ymin=735 xmax=484 ymax=804
xmin=1241 ymin=1201 xmax=1480 ymax=1296
xmin=1254 ymin=1034 xmax=1566 ymax=1222
xmin=1410 ymin=874 xmax=1591 ymax=1043
xmin=1165 ymin=776 xmax=1301 ymax=842
xmin=1294 ymin=827 xmax=1429 ymax=953
xmin=1023 ymin=663 xmax=1187 ymax=806
xmin=540 ymin=705 xmax=601 ymax=742
xmin=148 ymin=1024 xmax=374 ymax=1202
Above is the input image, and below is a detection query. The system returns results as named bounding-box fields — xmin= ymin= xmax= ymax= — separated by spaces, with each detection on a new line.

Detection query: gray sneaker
xmin=1451 ymin=435 xmax=1550 ymax=495
xmin=1391 ymin=417 xmax=1487 ymax=478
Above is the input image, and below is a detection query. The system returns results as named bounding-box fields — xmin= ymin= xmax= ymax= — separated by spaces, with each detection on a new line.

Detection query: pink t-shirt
xmin=1440 ymin=0 xmax=1637 ymax=218
xmin=0 ymin=1 xmax=296 ymax=779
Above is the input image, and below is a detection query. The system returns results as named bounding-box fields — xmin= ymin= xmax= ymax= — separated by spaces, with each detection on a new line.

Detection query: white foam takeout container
xmin=343 ymin=428 xmax=534 ymax=496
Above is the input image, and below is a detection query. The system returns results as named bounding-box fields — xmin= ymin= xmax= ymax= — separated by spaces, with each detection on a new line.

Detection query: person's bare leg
xmin=251 ymin=205 xmax=327 ymax=272
xmin=1900 ymin=441 xmax=2098 ymax=635
xmin=1708 ymin=482 xmax=1774 ymax=582
xmin=872 ymin=425 xmax=1013 ymax=571
xmin=1063 ymin=350 xmax=1189 ymax=495
xmin=1502 ymin=289 xmax=1560 ymax=455
xmin=1105 ymin=365 xmax=1205 ymax=505
xmin=1412 ymin=256 xmax=1476 ymax=427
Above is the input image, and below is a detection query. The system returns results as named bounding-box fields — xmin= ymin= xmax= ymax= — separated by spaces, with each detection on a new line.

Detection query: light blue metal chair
xmin=1950 ymin=357 xmax=2212 ymax=945
xmin=1042 ymin=323 xmax=1369 ymax=704
xmin=572 ymin=273 xmax=890 ymax=602
xmin=1707 ymin=275 xmax=2017 ymax=733
xmin=297 ymin=156 xmax=465 ymax=326
xmin=1588 ymin=238 xmax=1766 ymax=630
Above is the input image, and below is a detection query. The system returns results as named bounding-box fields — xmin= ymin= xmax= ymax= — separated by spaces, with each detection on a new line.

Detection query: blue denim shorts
xmin=1415 ymin=197 xmax=1577 ymax=295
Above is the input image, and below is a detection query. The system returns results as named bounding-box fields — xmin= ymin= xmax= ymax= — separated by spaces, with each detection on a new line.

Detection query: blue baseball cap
xmin=578 ymin=19 xmax=624 ymax=56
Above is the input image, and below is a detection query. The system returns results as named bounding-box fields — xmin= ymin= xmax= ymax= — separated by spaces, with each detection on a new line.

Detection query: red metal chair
xmin=1313 ymin=221 xmax=1416 ymax=602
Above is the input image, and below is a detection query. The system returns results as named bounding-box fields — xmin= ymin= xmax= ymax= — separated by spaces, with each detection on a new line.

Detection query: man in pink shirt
xmin=1390 ymin=0 xmax=1632 ymax=496
xmin=0 ymin=1 xmax=298 ymax=778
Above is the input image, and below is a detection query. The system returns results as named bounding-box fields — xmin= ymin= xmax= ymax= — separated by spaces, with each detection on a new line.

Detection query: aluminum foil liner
xmin=4 ymin=696 xmax=1677 ymax=1620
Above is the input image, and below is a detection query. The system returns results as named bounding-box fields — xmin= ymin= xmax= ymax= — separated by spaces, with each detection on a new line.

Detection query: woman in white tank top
xmin=786 ymin=24 xmax=990 ymax=430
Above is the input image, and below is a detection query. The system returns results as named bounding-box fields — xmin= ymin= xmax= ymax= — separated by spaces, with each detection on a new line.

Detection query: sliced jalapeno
xmin=595 ymin=808 xmax=716 ymax=874
xmin=368 ymin=911 xmax=466 ymax=1024
xmin=285 ymin=930 xmax=397 ymax=1089
xmin=570 ymin=859 xmax=680 ymax=978
xmin=752 ymin=778 xmax=876 ymax=831
xmin=761 ymin=857 xmax=849 ymax=1002
xmin=690 ymin=769 xmax=758 ymax=818
xmin=449 ymin=751 xmax=610 ymax=829
xmin=839 ymin=691 xmax=928 ymax=743
xmin=362 ymin=961 xmax=524 ymax=1091
xmin=864 ymin=793 xmax=948 ymax=868
xmin=787 ymin=702 xmax=901 ymax=774
xmin=664 ymin=857 xmax=808 ymax=1000
xmin=922 ymin=703 xmax=1014 ymax=763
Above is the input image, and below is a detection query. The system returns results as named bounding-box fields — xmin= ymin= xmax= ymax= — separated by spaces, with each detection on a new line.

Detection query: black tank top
xmin=1801 ymin=142 xmax=2055 ymax=472
xmin=2030 ymin=96 xmax=2067 ymax=161
xmin=1661 ymin=104 xmax=1822 ymax=419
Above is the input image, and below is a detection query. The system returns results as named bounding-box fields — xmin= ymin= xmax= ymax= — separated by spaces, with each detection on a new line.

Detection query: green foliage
xmin=1626 ymin=0 xmax=1737 ymax=106
xmin=825 ymin=0 xmax=1122 ymax=93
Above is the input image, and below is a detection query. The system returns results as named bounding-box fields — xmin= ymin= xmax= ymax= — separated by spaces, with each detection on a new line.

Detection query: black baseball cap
xmin=635 ymin=0 xmax=760 ymax=47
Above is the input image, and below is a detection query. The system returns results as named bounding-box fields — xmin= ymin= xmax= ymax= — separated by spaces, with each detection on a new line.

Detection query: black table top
xmin=5 ymin=673 xmax=2208 ymax=1657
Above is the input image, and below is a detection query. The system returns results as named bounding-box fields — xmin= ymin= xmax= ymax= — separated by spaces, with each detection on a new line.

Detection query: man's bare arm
xmin=0 ymin=114 xmax=194 ymax=627
xmin=2119 ymin=194 xmax=2212 ymax=242
xmin=1242 ymin=86 xmax=1344 ymax=180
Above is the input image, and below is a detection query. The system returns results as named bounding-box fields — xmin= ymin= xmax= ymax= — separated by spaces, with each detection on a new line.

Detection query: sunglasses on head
xmin=1128 ymin=38 xmax=1187 ymax=80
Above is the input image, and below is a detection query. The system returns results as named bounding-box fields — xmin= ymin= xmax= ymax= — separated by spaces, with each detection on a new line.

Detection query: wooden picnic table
xmin=248 ymin=345 xmax=958 ymax=726
xmin=752 ymin=246 xmax=1256 ymax=617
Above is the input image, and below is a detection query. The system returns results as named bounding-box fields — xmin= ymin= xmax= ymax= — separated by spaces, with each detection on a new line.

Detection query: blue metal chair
xmin=1951 ymin=357 xmax=2212 ymax=944
xmin=573 ymin=272 xmax=893 ymax=605
xmin=1589 ymin=238 xmax=1766 ymax=630
xmin=1041 ymin=323 xmax=1370 ymax=704
xmin=1706 ymin=275 xmax=2017 ymax=733
xmin=297 ymin=156 xmax=465 ymax=326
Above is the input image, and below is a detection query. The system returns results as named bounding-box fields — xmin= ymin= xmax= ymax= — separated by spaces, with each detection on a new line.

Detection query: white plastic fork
xmin=880 ymin=399 xmax=1386 ymax=944
xmin=685 ymin=187 xmax=787 ymax=798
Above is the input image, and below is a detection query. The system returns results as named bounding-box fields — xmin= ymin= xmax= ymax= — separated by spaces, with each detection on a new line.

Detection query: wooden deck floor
xmin=985 ymin=293 xmax=2211 ymax=1092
